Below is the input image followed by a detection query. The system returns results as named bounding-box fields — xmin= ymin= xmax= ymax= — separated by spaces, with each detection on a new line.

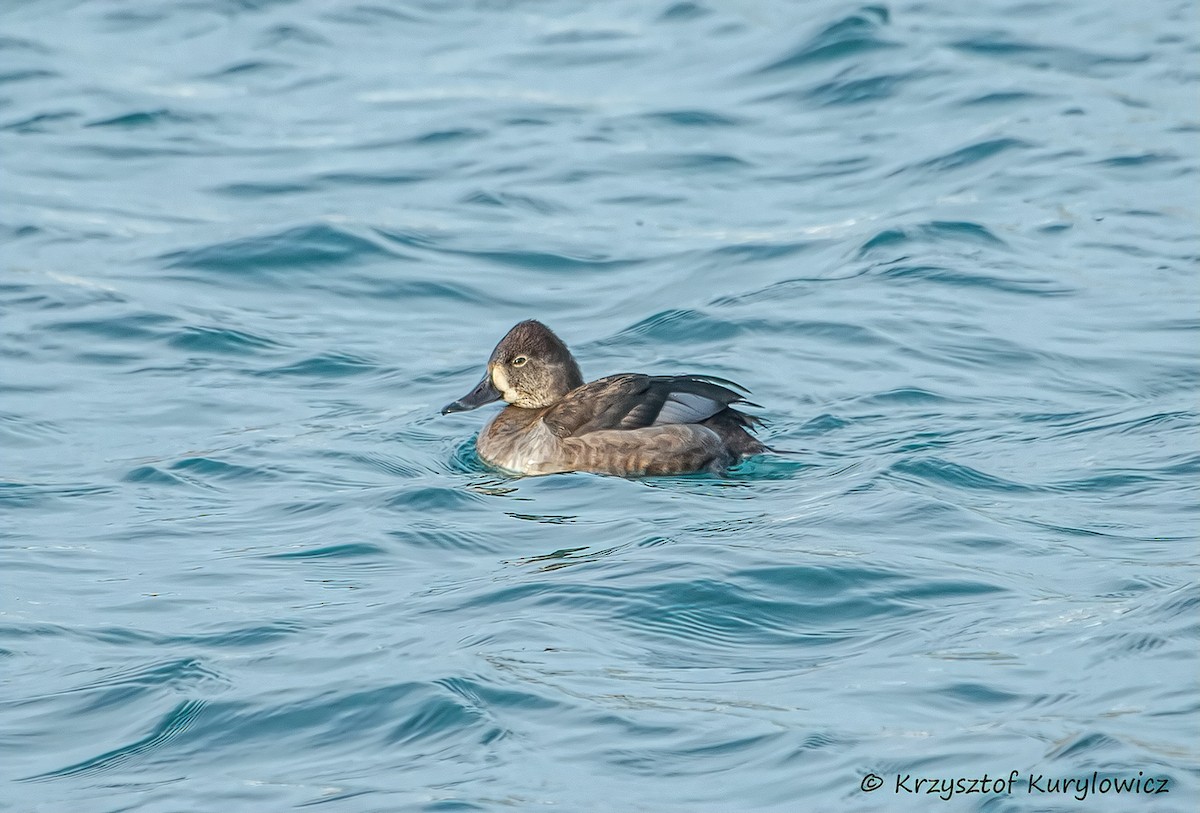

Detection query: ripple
xmin=46 ymin=311 xmax=175 ymax=340
xmin=814 ymin=71 xmax=917 ymax=106
xmin=443 ymin=246 xmax=638 ymax=273
xmin=620 ymin=151 xmax=751 ymax=172
xmin=463 ymin=566 xmax=920 ymax=656
xmin=886 ymin=457 xmax=1045 ymax=494
xmin=321 ymin=5 xmax=426 ymax=25
xmin=169 ymin=457 xmax=284 ymax=482
xmin=615 ymin=309 xmax=743 ymax=343
xmin=265 ymin=542 xmax=388 ymax=560
xmin=0 ymin=35 xmax=52 ymax=54
xmin=122 ymin=465 xmax=190 ymax=486
xmin=167 ymin=682 xmax=503 ymax=767
xmin=1046 ymin=731 xmax=1125 ymax=760
xmin=167 ymin=324 xmax=283 ymax=354
xmin=256 ymin=351 xmax=378 ymax=378
xmin=159 ymin=223 xmax=396 ymax=273
xmin=921 ymin=333 xmax=1049 ymax=370
xmin=257 ymin=23 xmax=330 ymax=48
xmin=640 ymin=109 xmax=741 ymax=127
xmin=315 ymin=450 xmax=422 ymax=479
xmin=21 ymin=658 xmax=227 ymax=714
xmin=755 ymin=6 xmax=896 ymax=72
xmin=859 ymin=221 xmax=1006 ymax=254
xmin=210 ymin=179 xmax=314 ymax=197
xmin=950 ymin=35 xmax=1150 ymax=77
xmin=912 ymin=137 xmax=1032 ymax=173
xmin=385 ymin=693 xmax=492 ymax=747
xmin=1 ymin=110 xmax=79 ymax=133
xmin=709 ymin=271 xmax=868 ymax=306
xmin=1047 ymin=409 xmax=1198 ymax=440
xmin=506 ymin=44 xmax=647 ymax=68
xmin=460 ymin=189 xmax=567 ymax=215
xmin=24 ymin=699 xmax=208 ymax=781
xmin=0 ymin=411 xmax=66 ymax=447
xmin=1152 ymin=584 xmax=1200 ymax=621
xmin=314 ymin=168 xmax=435 ymax=188
xmin=872 ymin=263 xmax=1073 ymax=296
xmin=383 ymin=484 xmax=486 ymax=512
xmin=1093 ymin=151 xmax=1180 ymax=168
xmin=201 ymin=59 xmax=293 ymax=80
xmin=0 ymin=481 xmax=114 ymax=509
xmin=930 ymin=682 xmax=1021 ymax=708
xmin=0 ymin=68 xmax=58 ymax=84
xmin=1051 ymin=467 xmax=1181 ymax=494
xmin=84 ymin=109 xmax=212 ymax=129
xmin=1095 ymin=631 xmax=1170 ymax=658
xmin=958 ymin=90 xmax=1048 ymax=106
xmin=100 ymin=8 xmax=169 ymax=31
xmin=392 ymin=526 xmax=497 ymax=552
xmin=710 ymin=239 xmax=817 ymax=261
xmin=853 ymin=387 xmax=950 ymax=406
xmin=655 ymin=2 xmax=711 ymax=21
xmin=779 ymin=319 xmax=888 ymax=346
xmin=268 ymin=497 xmax=350 ymax=518
xmin=606 ymin=731 xmax=784 ymax=778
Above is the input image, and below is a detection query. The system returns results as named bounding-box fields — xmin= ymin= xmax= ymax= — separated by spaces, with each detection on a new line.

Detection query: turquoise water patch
xmin=2 ymin=0 xmax=1197 ymax=811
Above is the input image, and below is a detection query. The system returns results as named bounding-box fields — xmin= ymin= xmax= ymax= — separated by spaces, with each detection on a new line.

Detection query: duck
xmin=441 ymin=319 xmax=770 ymax=477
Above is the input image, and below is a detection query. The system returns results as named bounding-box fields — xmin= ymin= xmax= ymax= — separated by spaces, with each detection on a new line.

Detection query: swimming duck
xmin=441 ymin=320 xmax=769 ymax=476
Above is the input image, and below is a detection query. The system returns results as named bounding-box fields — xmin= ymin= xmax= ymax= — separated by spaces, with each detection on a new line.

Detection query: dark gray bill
xmin=441 ymin=372 xmax=501 ymax=414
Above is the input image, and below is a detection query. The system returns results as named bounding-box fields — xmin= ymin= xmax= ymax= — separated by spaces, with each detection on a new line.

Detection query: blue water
xmin=3 ymin=0 xmax=1198 ymax=810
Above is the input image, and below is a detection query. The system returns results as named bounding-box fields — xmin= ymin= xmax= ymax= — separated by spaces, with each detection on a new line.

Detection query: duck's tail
xmin=706 ymin=409 xmax=804 ymax=458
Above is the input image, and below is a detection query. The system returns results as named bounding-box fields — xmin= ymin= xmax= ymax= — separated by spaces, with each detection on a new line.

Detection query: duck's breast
xmin=476 ymin=408 xmax=571 ymax=475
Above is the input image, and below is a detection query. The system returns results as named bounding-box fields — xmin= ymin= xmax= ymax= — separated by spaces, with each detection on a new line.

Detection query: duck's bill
xmin=441 ymin=373 xmax=502 ymax=414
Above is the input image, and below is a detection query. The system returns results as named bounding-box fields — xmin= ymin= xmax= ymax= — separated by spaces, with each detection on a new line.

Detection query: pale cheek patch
xmin=490 ymin=364 xmax=518 ymax=401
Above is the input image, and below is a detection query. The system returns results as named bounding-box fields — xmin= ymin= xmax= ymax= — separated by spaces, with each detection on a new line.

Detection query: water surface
xmin=2 ymin=0 xmax=1198 ymax=810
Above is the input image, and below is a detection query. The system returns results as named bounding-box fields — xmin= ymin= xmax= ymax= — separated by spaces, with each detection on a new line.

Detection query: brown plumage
xmin=441 ymin=320 xmax=769 ymax=477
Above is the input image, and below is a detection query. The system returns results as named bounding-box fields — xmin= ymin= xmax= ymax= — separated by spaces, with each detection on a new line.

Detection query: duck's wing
xmin=542 ymin=373 xmax=760 ymax=437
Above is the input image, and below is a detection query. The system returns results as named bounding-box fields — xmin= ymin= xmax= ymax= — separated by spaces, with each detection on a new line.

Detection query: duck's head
xmin=441 ymin=320 xmax=584 ymax=414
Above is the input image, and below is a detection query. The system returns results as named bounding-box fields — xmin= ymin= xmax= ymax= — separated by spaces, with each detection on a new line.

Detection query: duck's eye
xmin=511 ymin=356 xmax=528 ymax=367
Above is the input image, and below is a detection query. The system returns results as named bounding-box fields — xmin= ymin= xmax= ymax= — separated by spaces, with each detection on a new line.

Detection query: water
xmin=2 ymin=0 xmax=1198 ymax=810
